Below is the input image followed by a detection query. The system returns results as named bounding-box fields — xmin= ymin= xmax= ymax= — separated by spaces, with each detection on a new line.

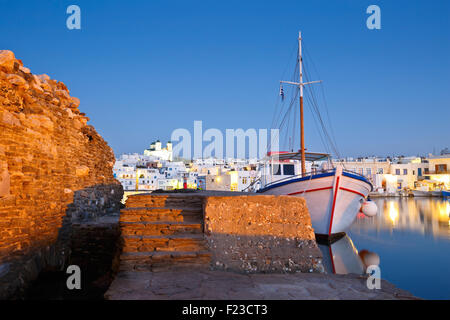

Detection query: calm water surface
xmin=348 ymin=197 xmax=450 ymax=299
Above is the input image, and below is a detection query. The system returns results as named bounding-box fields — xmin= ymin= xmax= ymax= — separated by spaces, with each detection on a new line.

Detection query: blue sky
xmin=1 ymin=0 xmax=449 ymax=157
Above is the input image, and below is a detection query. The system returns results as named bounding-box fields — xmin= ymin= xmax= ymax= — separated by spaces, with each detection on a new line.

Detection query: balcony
xmin=424 ymin=170 xmax=450 ymax=175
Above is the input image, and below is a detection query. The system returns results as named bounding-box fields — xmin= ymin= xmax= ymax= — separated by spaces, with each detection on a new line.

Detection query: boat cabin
xmin=260 ymin=151 xmax=330 ymax=187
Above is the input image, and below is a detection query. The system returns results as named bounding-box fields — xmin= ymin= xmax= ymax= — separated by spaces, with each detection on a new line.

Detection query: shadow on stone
xmin=0 ymin=183 xmax=123 ymax=300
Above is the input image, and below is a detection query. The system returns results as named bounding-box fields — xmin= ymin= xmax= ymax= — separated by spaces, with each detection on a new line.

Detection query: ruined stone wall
xmin=204 ymin=195 xmax=324 ymax=273
xmin=0 ymin=50 xmax=123 ymax=298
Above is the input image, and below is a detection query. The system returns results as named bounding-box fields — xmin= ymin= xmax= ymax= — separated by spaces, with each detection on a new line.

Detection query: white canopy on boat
xmin=264 ymin=151 xmax=330 ymax=162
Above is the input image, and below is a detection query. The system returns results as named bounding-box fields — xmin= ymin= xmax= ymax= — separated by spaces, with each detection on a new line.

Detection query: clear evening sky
xmin=1 ymin=0 xmax=449 ymax=158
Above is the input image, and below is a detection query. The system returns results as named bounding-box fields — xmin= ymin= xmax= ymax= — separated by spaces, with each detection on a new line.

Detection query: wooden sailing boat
xmin=258 ymin=31 xmax=375 ymax=242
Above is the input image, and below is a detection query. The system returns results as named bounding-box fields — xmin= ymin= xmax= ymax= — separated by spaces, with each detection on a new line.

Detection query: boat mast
xmin=280 ymin=31 xmax=322 ymax=176
xmin=298 ymin=31 xmax=305 ymax=176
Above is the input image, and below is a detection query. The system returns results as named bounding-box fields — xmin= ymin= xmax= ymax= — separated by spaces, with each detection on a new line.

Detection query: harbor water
xmin=348 ymin=197 xmax=450 ymax=299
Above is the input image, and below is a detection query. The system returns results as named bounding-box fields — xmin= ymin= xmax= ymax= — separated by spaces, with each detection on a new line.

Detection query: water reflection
xmin=352 ymin=198 xmax=450 ymax=239
xmin=318 ymin=235 xmax=380 ymax=275
xmin=320 ymin=197 xmax=450 ymax=277
xmin=345 ymin=197 xmax=450 ymax=299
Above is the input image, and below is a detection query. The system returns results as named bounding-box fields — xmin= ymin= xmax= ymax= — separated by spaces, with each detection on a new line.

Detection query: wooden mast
xmin=280 ymin=31 xmax=322 ymax=177
xmin=298 ymin=31 xmax=306 ymax=176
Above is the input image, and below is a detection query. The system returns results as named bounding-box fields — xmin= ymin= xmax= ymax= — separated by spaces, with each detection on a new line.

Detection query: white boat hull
xmin=411 ymin=190 xmax=442 ymax=197
xmin=259 ymin=168 xmax=372 ymax=236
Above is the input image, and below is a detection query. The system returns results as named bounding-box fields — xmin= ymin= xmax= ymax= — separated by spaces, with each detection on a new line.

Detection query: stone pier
xmin=106 ymin=191 xmax=417 ymax=300
xmin=115 ymin=191 xmax=323 ymax=273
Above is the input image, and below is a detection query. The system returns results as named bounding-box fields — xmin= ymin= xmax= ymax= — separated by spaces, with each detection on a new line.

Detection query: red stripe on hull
xmin=287 ymin=186 xmax=333 ymax=196
xmin=328 ymin=176 xmax=340 ymax=235
xmin=339 ymin=187 xmax=366 ymax=198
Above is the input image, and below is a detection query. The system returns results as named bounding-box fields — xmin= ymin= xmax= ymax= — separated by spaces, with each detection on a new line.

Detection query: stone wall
xmin=204 ymin=195 xmax=324 ymax=273
xmin=0 ymin=50 xmax=123 ymax=298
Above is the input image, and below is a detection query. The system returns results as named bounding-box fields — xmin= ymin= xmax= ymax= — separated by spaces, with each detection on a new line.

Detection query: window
xmin=271 ymin=164 xmax=282 ymax=175
xmin=283 ymin=164 xmax=295 ymax=175
xmin=395 ymin=169 xmax=400 ymax=175
xmin=366 ymin=168 xmax=372 ymax=176
xmin=377 ymin=168 xmax=383 ymax=174
xmin=359 ymin=168 xmax=364 ymax=175
xmin=403 ymin=169 xmax=408 ymax=175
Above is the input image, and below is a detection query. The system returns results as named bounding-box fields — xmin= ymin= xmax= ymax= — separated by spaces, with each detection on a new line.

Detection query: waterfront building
xmin=190 ymin=157 xmax=260 ymax=192
xmin=424 ymin=154 xmax=450 ymax=190
xmin=390 ymin=157 xmax=429 ymax=190
xmin=328 ymin=157 xmax=429 ymax=194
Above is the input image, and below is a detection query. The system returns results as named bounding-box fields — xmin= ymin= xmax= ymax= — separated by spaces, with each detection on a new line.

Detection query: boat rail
xmin=341 ymin=169 xmax=370 ymax=179
xmin=262 ymin=168 xmax=371 ymax=189
xmin=262 ymin=168 xmax=336 ymax=189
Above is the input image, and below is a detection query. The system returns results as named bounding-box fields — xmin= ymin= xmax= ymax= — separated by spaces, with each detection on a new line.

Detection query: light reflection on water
xmin=347 ymin=197 xmax=450 ymax=299
xmin=352 ymin=198 xmax=450 ymax=238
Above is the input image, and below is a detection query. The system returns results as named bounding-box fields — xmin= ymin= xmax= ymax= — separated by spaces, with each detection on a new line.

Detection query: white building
xmin=144 ymin=140 xmax=173 ymax=161
xmin=328 ymin=156 xmax=429 ymax=194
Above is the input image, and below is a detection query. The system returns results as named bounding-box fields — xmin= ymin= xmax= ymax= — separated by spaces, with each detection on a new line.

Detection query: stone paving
xmin=105 ymin=267 xmax=418 ymax=300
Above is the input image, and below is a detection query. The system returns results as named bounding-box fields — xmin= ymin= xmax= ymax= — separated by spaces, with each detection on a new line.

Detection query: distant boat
xmin=258 ymin=32 xmax=374 ymax=243
xmin=412 ymin=180 xmax=445 ymax=197
xmin=411 ymin=189 xmax=432 ymax=197
xmin=411 ymin=189 xmax=443 ymax=197
xmin=432 ymin=190 xmax=443 ymax=197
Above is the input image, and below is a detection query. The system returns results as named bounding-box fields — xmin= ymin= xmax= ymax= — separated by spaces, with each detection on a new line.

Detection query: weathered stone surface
xmin=0 ymin=160 xmax=10 ymax=197
xmin=6 ymin=74 xmax=28 ymax=89
xmin=0 ymin=50 xmax=15 ymax=73
xmin=118 ymin=192 xmax=323 ymax=274
xmin=204 ymin=195 xmax=323 ymax=273
xmin=0 ymin=51 xmax=123 ymax=299
xmin=119 ymin=193 xmax=208 ymax=272
xmin=105 ymin=269 xmax=419 ymax=300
